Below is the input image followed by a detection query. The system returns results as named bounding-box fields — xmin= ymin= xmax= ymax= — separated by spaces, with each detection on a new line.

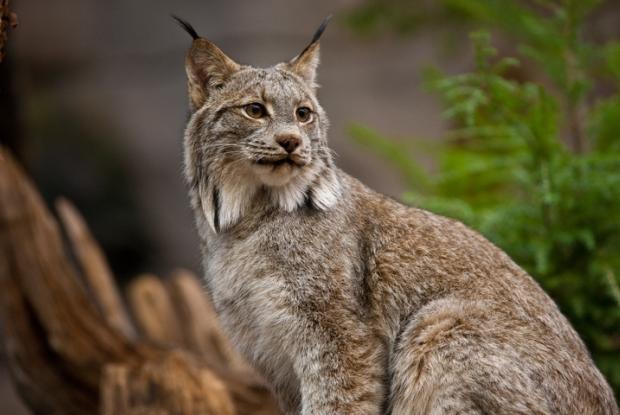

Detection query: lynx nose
xmin=275 ymin=134 xmax=301 ymax=153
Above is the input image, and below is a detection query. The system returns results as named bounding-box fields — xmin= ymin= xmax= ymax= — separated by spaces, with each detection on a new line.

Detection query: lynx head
xmin=176 ymin=16 xmax=341 ymax=234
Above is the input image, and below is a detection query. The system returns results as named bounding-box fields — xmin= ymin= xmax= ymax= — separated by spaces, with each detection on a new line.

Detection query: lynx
xmin=175 ymin=16 xmax=619 ymax=415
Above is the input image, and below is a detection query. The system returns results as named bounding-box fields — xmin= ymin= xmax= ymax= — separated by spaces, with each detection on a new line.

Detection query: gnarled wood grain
xmin=0 ymin=147 xmax=280 ymax=414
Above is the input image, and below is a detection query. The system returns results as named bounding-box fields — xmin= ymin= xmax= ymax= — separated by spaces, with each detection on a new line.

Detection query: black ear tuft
xmin=310 ymin=15 xmax=332 ymax=44
xmin=295 ymin=15 xmax=332 ymax=60
xmin=172 ymin=15 xmax=199 ymax=40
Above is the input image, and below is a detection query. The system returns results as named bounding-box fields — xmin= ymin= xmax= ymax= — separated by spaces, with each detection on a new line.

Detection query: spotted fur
xmin=177 ymin=17 xmax=619 ymax=415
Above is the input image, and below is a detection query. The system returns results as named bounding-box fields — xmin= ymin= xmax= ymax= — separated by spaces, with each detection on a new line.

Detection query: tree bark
xmin=0 ymin=147 xmax=281 ymax=415
xmin=57 ymin=198 xmax=136 ymax=340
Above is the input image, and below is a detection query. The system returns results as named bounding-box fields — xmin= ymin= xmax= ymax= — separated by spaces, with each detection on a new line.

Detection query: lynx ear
xmin=286 ymin=15 xmax=332 ymax=88
xmin=173 ymin=16 xmax=240 ymax=111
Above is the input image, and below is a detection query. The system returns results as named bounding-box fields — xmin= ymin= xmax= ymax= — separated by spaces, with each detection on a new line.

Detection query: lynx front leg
xmin=292 ymin=320 xmax=385 ymax=415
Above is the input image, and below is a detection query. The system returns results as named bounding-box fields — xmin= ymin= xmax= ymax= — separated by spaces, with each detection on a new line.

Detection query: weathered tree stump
xmin=0 ymin=147 xmax=281 ymax=414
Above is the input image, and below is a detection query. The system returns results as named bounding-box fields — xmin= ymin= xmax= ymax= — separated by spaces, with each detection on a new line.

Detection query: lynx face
xmin=198 ymin=67 xmax=327 ymax=187
xmin=180 ymin=18 xmax=340 ymax=233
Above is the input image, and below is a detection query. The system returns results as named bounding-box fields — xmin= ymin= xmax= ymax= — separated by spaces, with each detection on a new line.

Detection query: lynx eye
xmin=243 ymin=103 xmax=267 ymax=119
xmin=296 ymin=106 xmax=313 ymax=123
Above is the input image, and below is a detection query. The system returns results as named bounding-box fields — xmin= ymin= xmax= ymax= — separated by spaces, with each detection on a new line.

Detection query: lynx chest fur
xmin=204 ymin=202 xmax=372 ymax=411
xmin=204 ymin=205 xmax=356 ymax=338
xmin=176 ymin=16 xmax=619 ymax=415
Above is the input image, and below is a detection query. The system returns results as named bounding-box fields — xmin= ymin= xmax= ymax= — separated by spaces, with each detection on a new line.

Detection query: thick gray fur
xmin=178 ymin=17 xmax=619 ymax=415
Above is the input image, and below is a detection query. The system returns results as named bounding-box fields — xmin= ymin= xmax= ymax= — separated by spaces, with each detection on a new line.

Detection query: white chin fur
xmin=252 ymin=162 xmax=303 ymax=187
xmin=202 ymin=162 xmax=341 ymax=233
xmin=256 ymin=162 xmax=315 ymax=212
xmin=269 ymin=178 xmax=310 ymax=212
xmin=308 ymin=168 xmax=341 ymax=210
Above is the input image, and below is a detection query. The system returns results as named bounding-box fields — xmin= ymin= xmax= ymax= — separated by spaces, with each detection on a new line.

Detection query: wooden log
xmin=100 ymin=365 xmax=130 ymax=415
xmin=0 ymin=243 xmax=96 ymax=414
xmin=127 ymin=273 xmax=185 ymax=347
xmin=100 ymin=352 xmax=236 ymax=415
xmin=56 ymin=197 xmax=136 ymax=339
xmin=0 ymin=147 xmax=281 ymax=414
xmin=0 ymin=148 xmax=140 ymax=398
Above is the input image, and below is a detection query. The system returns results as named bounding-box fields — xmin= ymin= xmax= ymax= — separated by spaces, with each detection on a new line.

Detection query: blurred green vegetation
xmin=348 ymin=0 xmax=620 ymax=397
